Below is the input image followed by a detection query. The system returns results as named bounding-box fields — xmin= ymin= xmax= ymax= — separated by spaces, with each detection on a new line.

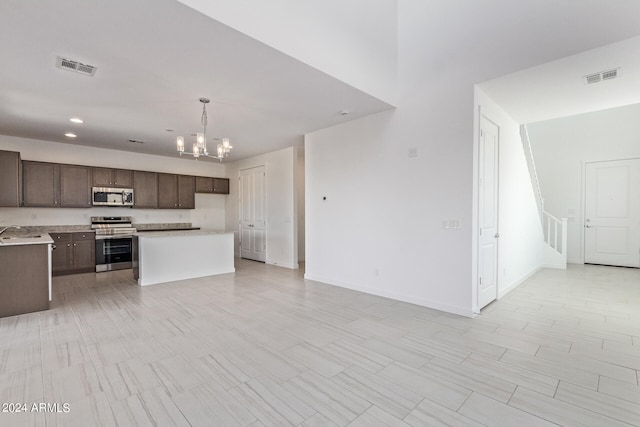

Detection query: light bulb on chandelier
xmin=176 ymin=98 xmax=233 ymax=161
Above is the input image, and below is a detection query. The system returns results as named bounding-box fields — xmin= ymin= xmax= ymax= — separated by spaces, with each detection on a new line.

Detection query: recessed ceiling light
xmin=65 ymin=132 xmax=77 ymax=138
xmin=70 ymin=117 xmax=84 ymax=124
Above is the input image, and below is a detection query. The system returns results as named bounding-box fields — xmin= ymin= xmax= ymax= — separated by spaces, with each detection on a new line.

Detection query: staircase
xmin=521 ymin=125 xmax=568 ymax=269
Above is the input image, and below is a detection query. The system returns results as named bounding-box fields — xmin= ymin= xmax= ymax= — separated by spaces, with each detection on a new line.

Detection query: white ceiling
xmin=479 ymin=35 xmax=640 ymax=124
xmin=0 ymin=0 xmax=393 ymax=161
xmin=3 ymin=0 xmax=640 ymax=160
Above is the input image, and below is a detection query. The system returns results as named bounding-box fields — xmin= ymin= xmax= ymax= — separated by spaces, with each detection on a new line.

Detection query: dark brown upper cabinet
xmin=22 ymin=161 xmax=60 ymax=207
xmin=213 ymin=177 xmax=230 ymax=194
xmin=178 ymin=175 xmax=195 ymax=209
xmin=60 ymin=165 xmax=91 ymax=207
xmin=133 ymin=170 xmax=158 ymax=208
xmin=158 ymin=174 xmax=195 ymax=209
xmin=23 ymin=162 xmax=90 ymax=208
xmin=92 ymin=167 xmax=133 ymax=188
xmin=195 ymin=176 xmax=229 ymax=194
xmin=0 ymin=150 xmax=22 ymax=207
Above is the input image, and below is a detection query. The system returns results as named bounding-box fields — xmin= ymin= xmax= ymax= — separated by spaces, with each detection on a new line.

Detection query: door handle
xmin=494 ymin=233 xmax=500 ymax=238
xmin=585 ymin=225 xmax=591 ymax=228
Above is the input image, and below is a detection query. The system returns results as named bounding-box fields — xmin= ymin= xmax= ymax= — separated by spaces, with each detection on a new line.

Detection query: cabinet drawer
xmin=73 ymin=232 xmax=95 ymax=241
xmin=50 ymin=233 xmax=72 ymax=242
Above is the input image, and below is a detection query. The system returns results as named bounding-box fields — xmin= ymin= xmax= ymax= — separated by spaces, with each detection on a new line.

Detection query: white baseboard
xmin=542 ymin=263 xmax=567 ymax=270
xmin=303 ymin=274 xmax=474 ymax=318
xmin=568 ymin=258 xmax=584 ymax=265
xmin=267 ymin=261 xmax=299 ymax=270
xmin=498 ymin=265 xmax=541 ymax=299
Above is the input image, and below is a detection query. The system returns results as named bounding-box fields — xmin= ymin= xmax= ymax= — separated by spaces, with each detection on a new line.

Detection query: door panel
xmin=240 ymin=166 xmax=266 ymax=262
xmin=584 ymin=160 xmax=640 ymax=267
xmin=478 ymin=116 xmax=499 ymax=310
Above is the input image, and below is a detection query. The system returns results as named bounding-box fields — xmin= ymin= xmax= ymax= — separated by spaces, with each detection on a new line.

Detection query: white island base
xmin=135 ymin=230 xmax=235 ymax=286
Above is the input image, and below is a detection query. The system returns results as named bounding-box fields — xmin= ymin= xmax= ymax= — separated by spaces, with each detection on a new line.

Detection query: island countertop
xmin=0 ymin=233 xmax=54 ymax=246
xmin=134 ymin=229 xmax=230 ymax=238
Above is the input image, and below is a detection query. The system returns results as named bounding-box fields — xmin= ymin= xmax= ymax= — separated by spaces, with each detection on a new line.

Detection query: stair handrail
xmin=520 ymin=124 xmax=544 ymax=221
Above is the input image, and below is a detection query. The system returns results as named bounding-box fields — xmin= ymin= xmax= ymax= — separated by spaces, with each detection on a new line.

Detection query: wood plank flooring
xmin=1 ymin=261 xmax=639 ymax=426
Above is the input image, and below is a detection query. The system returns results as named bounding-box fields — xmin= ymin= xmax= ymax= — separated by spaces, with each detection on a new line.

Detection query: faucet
xmin=0 ymin=225 xmax=21 ymax=236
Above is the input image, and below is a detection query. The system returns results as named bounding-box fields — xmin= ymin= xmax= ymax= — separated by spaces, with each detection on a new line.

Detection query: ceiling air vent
xmin=585 ymin=73 xmax=601 ymax=85
xmin=56 ymin=56 xmax=97 ymax=76
xmin=602 ymin=69 xmax=618 ymax=80
xmin=584 ymin=68 xmax=619 ymax=85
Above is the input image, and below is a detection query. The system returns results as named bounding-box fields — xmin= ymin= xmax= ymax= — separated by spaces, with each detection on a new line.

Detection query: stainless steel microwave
xmin=92 ymin=187 xmax=134 ymax=207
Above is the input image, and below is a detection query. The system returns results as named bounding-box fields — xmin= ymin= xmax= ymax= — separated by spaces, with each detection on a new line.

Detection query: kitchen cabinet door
xmin=51 ymin=233 xmax=73 ymax=275
xmin=133 ymin=171 xmax=158 ymax=208
xmin=213 ymin=178 xmax=230 ymax=194
xmin=23 ymin=161 xmax=59 ymax=207
xmin=158 ymin=173 xmax=178 ymax=208
xmin=0 ymin=150 xmax=22 ymax=207
xmin=93 ymin=168 xmax=133 ymax=188
xmin=0 ymin=244 xmax=49 ymax=318
xmin=195 ymin=176 xmax=213 ymax=193
xmin=178 ymin=175 xmax=195 ymax=209
xmin=92 ymin=167 xmax=113 ymax=187
xmin=72 ymin=232 xmax=95 ymax=273
xmin=113 ymin=169 xmax=133 ymax=188
xmin=60 ymin=165 xmax=91 ymax=207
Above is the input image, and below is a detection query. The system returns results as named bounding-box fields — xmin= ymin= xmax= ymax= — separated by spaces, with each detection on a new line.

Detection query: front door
xmin=240 ymin=166 xmax=266 ymax=262
xmin=584 ymin=159 xmax=640 ymax=267
xmin=478 ymin=116 xmax=499 ymax=309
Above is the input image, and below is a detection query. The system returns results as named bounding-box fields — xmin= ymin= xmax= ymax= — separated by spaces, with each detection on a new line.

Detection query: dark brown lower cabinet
xmin=0 ymin=243 xmax=50 ymax=318
xmin=51 ymin=232 xmax=95 ymax=276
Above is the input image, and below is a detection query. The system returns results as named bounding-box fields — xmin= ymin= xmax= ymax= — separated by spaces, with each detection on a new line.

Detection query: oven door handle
xmin=95 ymin=235 xmax=134 ymax=240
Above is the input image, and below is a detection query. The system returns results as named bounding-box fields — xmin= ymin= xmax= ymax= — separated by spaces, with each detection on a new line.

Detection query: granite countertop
xmin=134 ymin=223 xmax=195 ymax=231
xmin=0 ymin=223 xmax=201 ymax=245
xmin=135 ymin=227 xmax=201 ymax=232
xmin=0 ymin=233 xmax=54 ymax=246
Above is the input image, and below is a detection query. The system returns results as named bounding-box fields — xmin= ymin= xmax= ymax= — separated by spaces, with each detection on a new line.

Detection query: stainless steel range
xmin=91 ymin=216 xmax=136 ymax=272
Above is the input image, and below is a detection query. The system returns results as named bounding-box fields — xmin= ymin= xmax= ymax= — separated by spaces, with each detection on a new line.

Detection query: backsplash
xmin=0 ymin=195 xmax=225 ymax=230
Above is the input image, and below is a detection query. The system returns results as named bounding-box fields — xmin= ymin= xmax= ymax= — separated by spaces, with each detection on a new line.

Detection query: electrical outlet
xmin=408 ymin=147 xmax=418 ymax=157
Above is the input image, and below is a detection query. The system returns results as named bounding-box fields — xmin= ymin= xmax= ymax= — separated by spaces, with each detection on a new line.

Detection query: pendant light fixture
xmin=176 ymin=98 xmax=232 ymax=161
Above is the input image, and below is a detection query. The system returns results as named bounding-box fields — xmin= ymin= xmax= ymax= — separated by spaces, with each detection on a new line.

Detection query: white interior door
xmin=478 ymin=116 xmax=499 ymax=309
xmin=240 ymin=166 xmax=266 ymax=262
xmin=584 ymin=159 xmax=640 ymax=267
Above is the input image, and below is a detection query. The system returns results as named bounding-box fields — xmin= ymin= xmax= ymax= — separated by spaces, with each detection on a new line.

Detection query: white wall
xmin=176 ymin=0 xmax=398 ymax=105
xmin=225 ymin=146 xmax=299 ymax=269
xmin=527 ymin=103 xmax=640 ymax=263
xmin=305 ymin=0 xmax=599 ymax=317
xmin=474 ymin=88 xmax=545 ymax=304
xmin=0 ymin=135 xmax=226 ymax=229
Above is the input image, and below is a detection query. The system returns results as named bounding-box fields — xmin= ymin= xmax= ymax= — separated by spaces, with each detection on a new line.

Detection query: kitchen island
xmin=133 ymin=230 xmax=234 ymax=286
xmin=0 ymin=233 xmax=53 ymax=317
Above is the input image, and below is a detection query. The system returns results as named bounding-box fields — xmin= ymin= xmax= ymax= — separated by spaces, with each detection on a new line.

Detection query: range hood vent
xmin=56 ymin=56 xmax=97 ymax=77
xmin=585 ymin=68 xmax=618 ymax=85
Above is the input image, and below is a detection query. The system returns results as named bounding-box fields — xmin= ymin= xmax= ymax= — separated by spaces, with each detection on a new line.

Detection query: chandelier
xmin=176 ymin=98 xmax=233 ymax=161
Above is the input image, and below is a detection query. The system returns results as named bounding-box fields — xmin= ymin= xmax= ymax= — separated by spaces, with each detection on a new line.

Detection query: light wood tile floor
xmin=1 ymin=261 xmax=639 ymax=426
